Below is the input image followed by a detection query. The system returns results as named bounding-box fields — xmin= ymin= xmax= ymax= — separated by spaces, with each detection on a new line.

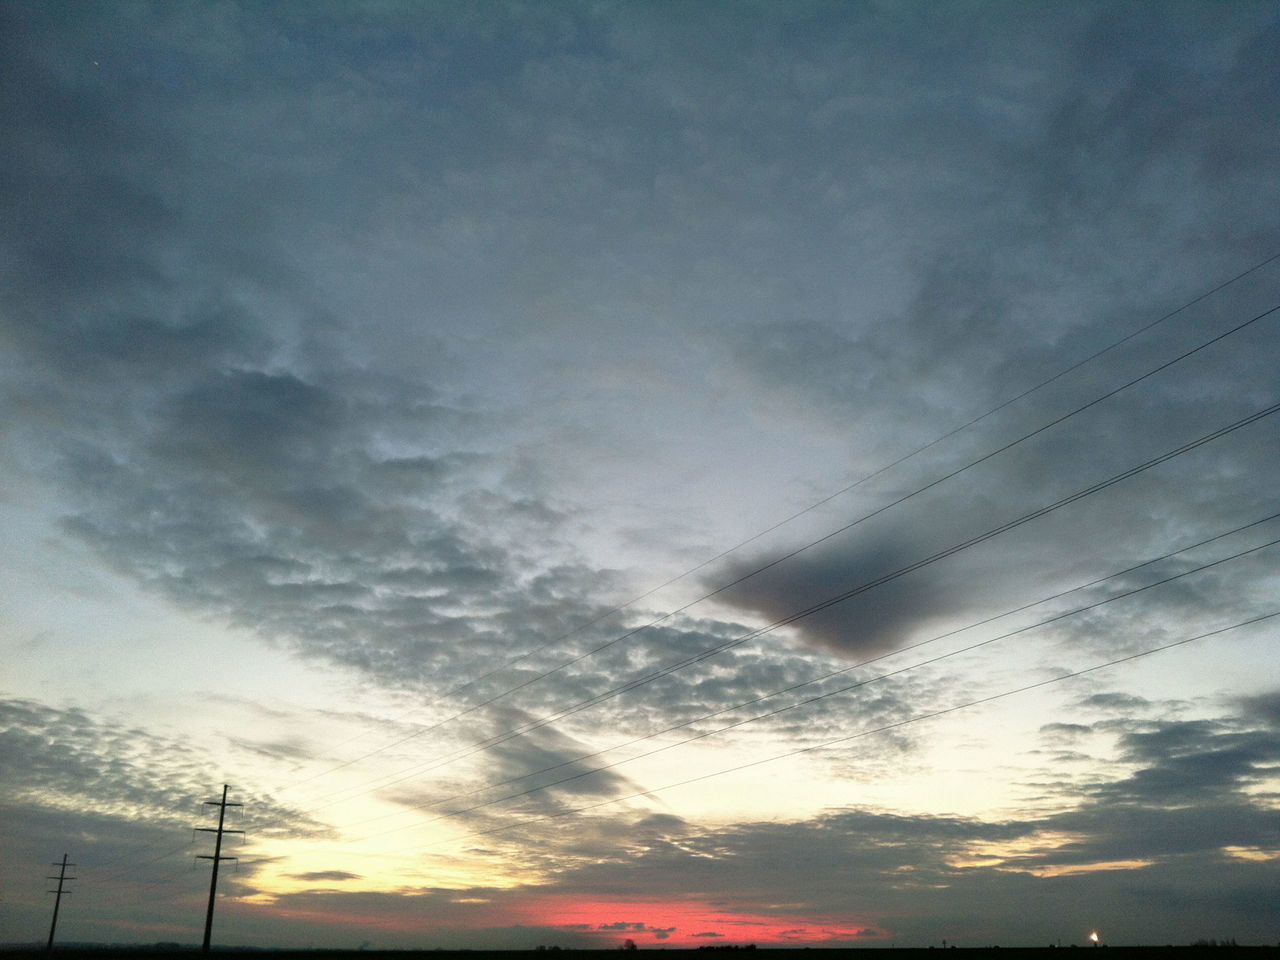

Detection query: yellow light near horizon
xmin=1221 ymin=845 xmax=1279 ymax=861
xmin=1028 ymin=858 xmax=1152 ymax=878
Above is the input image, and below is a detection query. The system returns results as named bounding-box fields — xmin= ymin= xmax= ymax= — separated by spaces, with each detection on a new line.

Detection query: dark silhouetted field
xmin=4 ymin=948 xmax=1278 ymax=960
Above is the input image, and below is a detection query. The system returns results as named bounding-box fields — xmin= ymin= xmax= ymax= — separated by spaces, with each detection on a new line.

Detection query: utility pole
xmin=196 ymin=785 xmax=243 ymax=952
xmin=46 ymin=853 xmax=75 ymax=951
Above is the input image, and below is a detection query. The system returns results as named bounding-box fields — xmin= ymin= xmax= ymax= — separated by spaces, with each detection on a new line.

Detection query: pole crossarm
xmin=195 ymin=784 xmax=245 ymax=953
xmin=46 ymin=854 xmax=75 ymax=951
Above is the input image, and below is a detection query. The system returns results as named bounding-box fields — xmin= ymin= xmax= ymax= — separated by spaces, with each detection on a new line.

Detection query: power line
xmin=92 ymin=519 xmax=1280 ymax=896
xmin=152 ymin=386 xmax=1275 ymax=898
xmin=76 ymin=259 xmax=1280 ymax=906
xmin=292 ymin=396 xmax=1280 ymax=814
xmin=279 ymin=295 xmax=1280 ymax=816
xmin=334 ymin=522 xmax=1280 ymax=837
xmin=416 ymin=610 xmax=1280 ymax=851
xmin=276 ymin=258 xmax=1280 ymax=794
xmin=77 ymin=834 xmax=196 ymax=890
xmin=318 ymin=530 xmax=1280 ymax=839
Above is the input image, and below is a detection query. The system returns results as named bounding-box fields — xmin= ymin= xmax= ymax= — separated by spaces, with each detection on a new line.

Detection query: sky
xmin=2 ymin=0 xmax=1279 ymax=951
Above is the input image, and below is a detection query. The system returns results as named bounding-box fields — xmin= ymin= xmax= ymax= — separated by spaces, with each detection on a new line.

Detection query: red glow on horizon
xmin=220 ymin=890 xmax=883 ymax=948
xmin=515 ymin=895 xmax=881 ymax=947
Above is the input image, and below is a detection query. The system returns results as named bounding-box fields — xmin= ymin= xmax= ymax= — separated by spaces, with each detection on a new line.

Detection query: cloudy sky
xmin=2 ymin=0 xmax=1279 ymax=950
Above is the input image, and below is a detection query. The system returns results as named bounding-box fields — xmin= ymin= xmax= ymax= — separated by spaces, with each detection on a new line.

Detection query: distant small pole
xmin=196 ymin=785 xmax=244 ymax=952
xmin=46 ymin=853 xmax=75 ymax=951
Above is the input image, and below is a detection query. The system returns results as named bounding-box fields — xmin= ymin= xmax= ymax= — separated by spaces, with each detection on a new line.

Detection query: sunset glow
xmin=511 ymin=897 xmax=880 ymax=947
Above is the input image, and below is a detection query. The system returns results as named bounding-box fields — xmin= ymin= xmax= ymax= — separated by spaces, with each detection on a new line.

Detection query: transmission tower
xmin=46 ymin=853 xmax=75 ymax=951
xmin=195 ymin=784 xmax=243 ymax=952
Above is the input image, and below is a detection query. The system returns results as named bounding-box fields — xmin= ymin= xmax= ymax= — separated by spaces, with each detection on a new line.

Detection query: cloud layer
xmin=2 ymin=0 xmax=1278 ymax=949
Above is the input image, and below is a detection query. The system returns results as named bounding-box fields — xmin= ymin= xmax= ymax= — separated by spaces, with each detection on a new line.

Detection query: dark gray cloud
xmin=687 ymin=2 xmax=1280 ymax=669
xmin=3 ymin=0 xmax=1276 ymax=701
xmin=0 ymin=800 xmax=216 ymax=946
xmin=1089 ymin=717 xmax=1280 ymax=806
xmin=0 ymin=698 xmax=327 ymax=841
xmin=374 ymin=707 xmax=645 ymax=826
xmin=1078 ymin=691 xmax=1154 ymax=713
xmin=508 ymin=688 xmax=1280 ymax=937
xmin=711 ymin=525 xmax=973 ymax=657
xmin=534 ymin=704 xmax=1280 ymax=944
xmin=4 ymin=685 xmax=1278 ymax=947
xmin=286 ymin=870 xmax=362 ymax=883
xmin=1 ymin=2 xmax=609 ymax=704
xmin=483 ymin=711 xmax=639 ymax=804
xmin=0 ymin=697 xmax=341 ymax=946
xmin=1238 ymin=689 xmax=1280 ymax=728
